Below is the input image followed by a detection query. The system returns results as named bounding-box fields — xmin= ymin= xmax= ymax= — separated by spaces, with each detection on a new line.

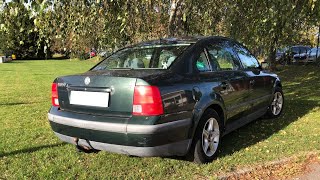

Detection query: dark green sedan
xmin=48 ymin=36 xmax=284 ymax=163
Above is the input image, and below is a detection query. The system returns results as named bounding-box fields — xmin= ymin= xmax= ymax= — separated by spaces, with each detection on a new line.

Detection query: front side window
xmin=207 ymin=45 xmax=238 ymax=71
xmin=233 ymin=44 xmax=260 ymax=69
xmin=92 ymin=44 xmax=190 ymax=70
xmin=291 ymin=47 xmax=300 ymax=54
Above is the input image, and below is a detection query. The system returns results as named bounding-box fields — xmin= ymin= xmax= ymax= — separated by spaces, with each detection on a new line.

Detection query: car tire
xmin=187 ymin=109 xmax=222 ymax=164
xmin=266 ymin=87 xmax=284 ymax=118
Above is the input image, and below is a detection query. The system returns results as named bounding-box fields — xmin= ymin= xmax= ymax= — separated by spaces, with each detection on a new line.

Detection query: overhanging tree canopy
xmin=0 ymin=0 xmax=319 ymax=63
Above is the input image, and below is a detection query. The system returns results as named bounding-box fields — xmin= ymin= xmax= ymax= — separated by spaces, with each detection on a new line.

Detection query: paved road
xmin=293 ymin=161 xmax=320 ymax=180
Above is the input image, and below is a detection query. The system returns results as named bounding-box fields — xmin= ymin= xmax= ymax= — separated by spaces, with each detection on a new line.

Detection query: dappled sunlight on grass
xmin=0 ymin=61 xmax=319 ymax=179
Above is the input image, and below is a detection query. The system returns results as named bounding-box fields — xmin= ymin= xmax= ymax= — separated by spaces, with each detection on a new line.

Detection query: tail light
xmin=51 ymin=83 xmax=59 ymax=107
xmin=133 ymin=86 xmax=164 ymax=116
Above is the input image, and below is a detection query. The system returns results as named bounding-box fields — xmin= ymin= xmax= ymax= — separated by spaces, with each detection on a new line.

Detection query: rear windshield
xmin=292 ymin=46 xmax=310 ymax=54
xmin=92 ymin=44 xmax=190 ymax=70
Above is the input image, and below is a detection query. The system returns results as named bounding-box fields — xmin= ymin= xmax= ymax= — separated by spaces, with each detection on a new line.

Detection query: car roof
xmin=131 ymin=36 xmax=232 ymax=47
xmin=291 ymin=45 xmax=311 ymax=48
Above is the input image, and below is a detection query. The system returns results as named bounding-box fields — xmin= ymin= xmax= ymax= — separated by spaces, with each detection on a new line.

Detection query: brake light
xmin=133 ymin=86 xmax=164 ymax=116
xmin=51 ymin=83 xmax=59 ymax=107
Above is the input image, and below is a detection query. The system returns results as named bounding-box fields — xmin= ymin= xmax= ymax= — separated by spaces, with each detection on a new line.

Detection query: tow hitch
xmin=74 ymin=137 xmax=99 ymax=153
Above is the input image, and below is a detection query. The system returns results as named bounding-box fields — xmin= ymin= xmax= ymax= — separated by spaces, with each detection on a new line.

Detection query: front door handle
xmin=221 ymin=82 xmax=228 ymax=90
xmin=250 ymin=80 xmax=255 ymax=86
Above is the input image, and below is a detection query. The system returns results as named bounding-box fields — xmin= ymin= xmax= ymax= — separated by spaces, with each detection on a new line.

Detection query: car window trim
xmin=203 ymin=48 xmax=213 ymax=72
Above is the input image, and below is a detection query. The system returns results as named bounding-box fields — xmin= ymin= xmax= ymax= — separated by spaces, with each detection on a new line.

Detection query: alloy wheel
xmin=271 ymin=92 xmax=283 ymax=116
xmin=202 ymin=118 xmax=220 ymax=157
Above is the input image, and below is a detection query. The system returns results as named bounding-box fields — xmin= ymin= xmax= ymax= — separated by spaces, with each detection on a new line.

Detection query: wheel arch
xmin=275 ymin=79 xmax=282 ymax=88
xmin=271 ymin=78 xmax=283 ymax=96
xmin=189 ymin=101 xmax=226 ymax=141
xmin=273 ymin=77 xmax=282 ymax=88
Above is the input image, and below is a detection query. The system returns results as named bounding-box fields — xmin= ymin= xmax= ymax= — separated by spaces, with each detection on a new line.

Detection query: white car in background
xmin=306 ymin=47 xmax=320 ymax=63
xmin=293 ymin=52 xmax=308 ymax=63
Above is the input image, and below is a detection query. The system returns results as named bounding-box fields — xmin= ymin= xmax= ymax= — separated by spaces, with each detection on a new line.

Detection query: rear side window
xmin=92 ymin=44 xmax=190 ymax=70
xmin=233 ymin=44 xmax=260 ymax=69
xmin=196 ymin=51 xmax=211 ymax=72
xmin=291 ymin=47 xmax=300 ymax=54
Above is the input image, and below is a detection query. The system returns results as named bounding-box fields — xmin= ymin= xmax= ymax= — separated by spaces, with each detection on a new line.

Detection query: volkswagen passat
xmin=48 ymin=36 xmax=284 ymax=163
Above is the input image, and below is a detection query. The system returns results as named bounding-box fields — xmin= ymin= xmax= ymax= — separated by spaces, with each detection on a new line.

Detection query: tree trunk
xmin=168 ymin=0 xmax=182 ymax=37
xmin=267 ymin=31 xmax=280 ymax=71
xmin=267 ymin=37 xmax=280 ymax=71
xmin=267 ymin=44 xmax=277 ymax=71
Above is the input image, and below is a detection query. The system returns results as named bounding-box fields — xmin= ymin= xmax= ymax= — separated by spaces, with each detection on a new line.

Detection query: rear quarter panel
xmin=143 ymin=73 xmax=225 ymax=139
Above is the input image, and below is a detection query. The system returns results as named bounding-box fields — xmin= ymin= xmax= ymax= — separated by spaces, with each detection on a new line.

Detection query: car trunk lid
xmin=56 ymin=69 xmax=167 ymax=117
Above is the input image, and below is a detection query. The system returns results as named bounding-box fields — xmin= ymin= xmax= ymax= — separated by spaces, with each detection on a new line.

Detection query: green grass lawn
xmin=0 ymin=60 xmax=319 ymax=179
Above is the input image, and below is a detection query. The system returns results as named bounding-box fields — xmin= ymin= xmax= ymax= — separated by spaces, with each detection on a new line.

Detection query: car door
xmin=233 ymin=42 xmax=273 ymax=114
xmin=196 ymin=40 xmax=251 ymax=125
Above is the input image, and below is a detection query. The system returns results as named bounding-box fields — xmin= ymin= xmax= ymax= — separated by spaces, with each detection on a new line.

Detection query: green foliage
xmin=0 ymin=0 xmax=319 ymax=59
xmin=0 ymin=2 xmax=48 ymax=59
xmin=224 ymin=0 xmax=320 ymax=65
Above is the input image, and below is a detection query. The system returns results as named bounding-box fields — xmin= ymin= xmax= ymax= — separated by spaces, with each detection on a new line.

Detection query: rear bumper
xmin=48 ymin=109 xmax=192 ymax=157
xmin=53 ymin=132 xmax=191 ymax=157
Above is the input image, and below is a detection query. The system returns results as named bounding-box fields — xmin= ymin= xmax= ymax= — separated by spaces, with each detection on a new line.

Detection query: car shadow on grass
xmin=169 ymin=98 xmax=318 ymax=163
xmin=217 ymin=66 xmax=320 ymax=160
xmin=218 ymin=99 xmax=319 ymax=158
xmin=0 ymin=143 xmax=66 ymax=158
xmin=0 ymin=102 xmax=41 ymax=106
xmin=166 ymin=99 xmax=318 ymax=163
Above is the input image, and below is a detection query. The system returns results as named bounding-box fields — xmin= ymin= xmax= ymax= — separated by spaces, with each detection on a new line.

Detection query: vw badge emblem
xmin=84 ymin=77 xmax=90 ymax=85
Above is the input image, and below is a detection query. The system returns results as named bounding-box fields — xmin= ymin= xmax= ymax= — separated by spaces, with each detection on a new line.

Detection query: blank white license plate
xmin=69 ymin=91 xmax=109 ymax=107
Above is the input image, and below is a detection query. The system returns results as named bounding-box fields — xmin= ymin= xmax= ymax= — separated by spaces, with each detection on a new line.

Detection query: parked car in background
xmin=275 ymin=48 xmax=287 ymax=65
xmin=90 ymin=50 xmax=96 ymax=57
xmin=276 ymin=51 xmax=285 ymax=61
xmin=288 ymin=45 xmax=311 ymax=63
xmin=306 ymin=47 xmax=320 ymax=63
xmin=83 ymin=48 xmax=97 ymax=59
xmin=293 ymin=52 xmax=308 ymax=63
xmin=98 ymin=50 xmax=111 ymax=58
xmin=48 ymin=36 xmax=284 ymax=164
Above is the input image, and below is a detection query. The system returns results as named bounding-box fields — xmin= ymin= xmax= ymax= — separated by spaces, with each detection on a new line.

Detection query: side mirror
xmin=261 ymin=62 xmax=269 ymax=70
